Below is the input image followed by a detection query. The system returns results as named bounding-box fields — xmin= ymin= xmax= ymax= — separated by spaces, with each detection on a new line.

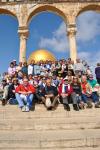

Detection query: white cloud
xmin=78 ymin=50 xmax=100 ymax=75
xmin=53 ymin=22 xmax=66 ymax=38
xmin=39 ymin=22 xmax=69 ymax=52
xmin=76 ymin=11 xmax=100 ymax=42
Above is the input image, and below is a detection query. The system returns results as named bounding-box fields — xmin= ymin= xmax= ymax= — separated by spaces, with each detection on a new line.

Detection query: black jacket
xmin=71 ymin=83 xmax=82 ymax=95
xmin=8 ymin=84 xmax=19 ymax=99
xmin=43 ymin=85 xmax=58 ymax=97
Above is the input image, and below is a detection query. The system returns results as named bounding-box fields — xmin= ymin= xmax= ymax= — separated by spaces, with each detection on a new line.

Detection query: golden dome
xmin=28 ymin=49 xmax=56 ymax=63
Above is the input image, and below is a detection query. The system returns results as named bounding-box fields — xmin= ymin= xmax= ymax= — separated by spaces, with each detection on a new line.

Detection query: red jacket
xmin=15 ymin=84 xmax=36 ymax=94
xmin=58 ymin=84 xmax=73 ymax=96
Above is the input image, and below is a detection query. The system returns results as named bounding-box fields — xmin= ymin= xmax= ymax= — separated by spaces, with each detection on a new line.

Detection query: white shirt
xmin=28 ymin=65 xmax=34 ymax=75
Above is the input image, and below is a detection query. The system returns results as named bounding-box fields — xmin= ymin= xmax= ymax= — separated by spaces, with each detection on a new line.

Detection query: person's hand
xmin=45 ymin=95 xmax=48 ymax=97
xmin=12 ymin=90 xmax=15 ymax=93
xmin=61 ymin=93 xmax=68 ymax=98
xmin=27 ymin=91 xmax=32 ymax=95
xmin=23 ymin=92 xmax=28 ymax=95
xmin=87 ymin=94 xmax=91 ymax=97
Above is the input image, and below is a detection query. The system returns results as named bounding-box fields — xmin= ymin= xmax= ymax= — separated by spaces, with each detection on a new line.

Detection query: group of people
xmin=0 ymin=58 xmax=100 ymax=112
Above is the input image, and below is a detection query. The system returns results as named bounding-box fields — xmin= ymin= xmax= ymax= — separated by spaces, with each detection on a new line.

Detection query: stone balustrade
xmin=0 ymin=0 xmax=100 ymax=3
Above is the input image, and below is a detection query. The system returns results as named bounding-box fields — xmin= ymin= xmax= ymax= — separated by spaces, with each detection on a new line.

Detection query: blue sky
xmin=0 ymin=11 xmax=100 ymax=74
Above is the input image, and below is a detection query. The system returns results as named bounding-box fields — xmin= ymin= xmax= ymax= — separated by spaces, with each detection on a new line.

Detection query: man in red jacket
xmin=15 ymin=78 xmax=36 ymax=112
xmin=58 ymin=77 xmax=79 ymax=111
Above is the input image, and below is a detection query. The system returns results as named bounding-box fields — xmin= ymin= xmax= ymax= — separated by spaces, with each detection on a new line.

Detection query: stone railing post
xmin=67 ymin=24 xmax=77 ymax=62
xmin=18 ymin=27 xmax=29 ymax=63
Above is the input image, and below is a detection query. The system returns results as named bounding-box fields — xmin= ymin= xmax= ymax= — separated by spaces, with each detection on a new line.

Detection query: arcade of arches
xmin=0 ymin=1 xmax=100 ymax=62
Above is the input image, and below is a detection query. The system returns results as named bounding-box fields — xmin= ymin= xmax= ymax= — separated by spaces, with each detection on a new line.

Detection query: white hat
xmin=13 ymin=59 xmax=16 ymax=62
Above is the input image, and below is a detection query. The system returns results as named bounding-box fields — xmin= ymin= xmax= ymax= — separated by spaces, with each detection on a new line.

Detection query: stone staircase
xmin=0 ymin=103 xmax=100 ymax=150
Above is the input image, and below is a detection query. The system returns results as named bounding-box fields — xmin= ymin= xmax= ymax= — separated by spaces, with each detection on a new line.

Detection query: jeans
xmin=15 ymin=93 xmax=34 ymax=108
xmin=62 ymin=92 xmax=78 ymax=105
xmin=9 ymin=98 xmax=18 ymax=105
xmin=82 ymin=92 xmax=99 ymax=103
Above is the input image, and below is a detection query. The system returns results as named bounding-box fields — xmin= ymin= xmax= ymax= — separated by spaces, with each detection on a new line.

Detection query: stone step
xmin=0 ymin=102 xmax=99 ymax=109
xmin=0 ymin=103 xmax=99 ymax=109
xmin=0 ymin=103 xmax=99 ymax=112
xmin=0 ymin=112 xmax=100 ymax=119
xmin=0 ymin=148 xmax=100 ymax=150
xmin=0 ymin=117 xmax=100 ymax=130
xmin=0 ymin=122 xmax=99 ymax=131
xmin=0 ymin=102 xmax=99 ymax=108
xmin=0 ymin=130 xmax=100 ymax=148
xmin=0 ymin=105 xmax=100 ymax=119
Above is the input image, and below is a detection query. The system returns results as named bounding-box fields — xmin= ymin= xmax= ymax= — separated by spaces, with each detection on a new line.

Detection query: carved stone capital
xmin=18 ymin=27 xmax=29 ymax=39
xmin=67 ymin=24 xmax=77 ymax=37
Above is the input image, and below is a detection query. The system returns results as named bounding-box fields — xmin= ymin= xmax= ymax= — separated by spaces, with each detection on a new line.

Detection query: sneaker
xmin=86 ymin=101 xmax=93 ymax=108
xmin=25 ymin=106 xmax=30 ymax=112
xmin=79 ymin=102 xmax=85 ymax=109
xmin=47 ymin=106 xmax=52 ymax=111
xmin=21 ymin=106 xmax=26 ymax=112
xmin=73 ymin=104 xmax=79 ymax=111
xmin=2 ymin=99 xmax=6 ymax=106
xmin=95 ymin=103 xmax=100 ymax=108
xmin=64 ymin=104 xmax=70 ymax=111
xmin=30 ymin=104 xmax=35 ymax=111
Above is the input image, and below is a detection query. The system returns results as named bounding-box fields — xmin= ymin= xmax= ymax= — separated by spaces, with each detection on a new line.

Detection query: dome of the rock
xmin=28 ymin=49 xmax=56 ymax=63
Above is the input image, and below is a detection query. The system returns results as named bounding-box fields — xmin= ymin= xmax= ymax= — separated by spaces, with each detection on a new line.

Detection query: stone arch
xmin=27 ymin=5 xmax=67 ymax=25
xmin=76 ymin=4 xmax=100 ymax=17
xmin=0 ymin=8 xmax=17 ymax=18
xmin=0 ymin=8 xmax=19 ymax=24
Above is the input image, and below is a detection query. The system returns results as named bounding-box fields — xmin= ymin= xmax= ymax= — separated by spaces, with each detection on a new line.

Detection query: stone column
xmin=18 ymin=27 xmax=29 ymax=63
xmin=67 ymin=24 xmax=77 ymax=62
